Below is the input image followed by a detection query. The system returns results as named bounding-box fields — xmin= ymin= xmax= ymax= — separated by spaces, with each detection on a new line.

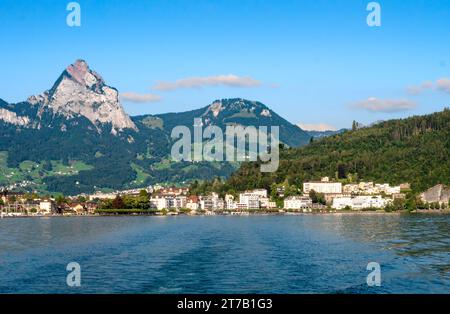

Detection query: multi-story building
xmin=239 ymin=192 xmax=260 ymax=210
xmin=150 ymin=195 xmax=187 ymax=210
xmin=200 ymin=197 xmax=214 ymax=211
xmin=332 ymin=195 xmax=389 ymax=210
xmin=303 ymin=181 xmax=342 ymax=194
xmin=284 ymin=196 xmax=312 ymax=210
xmin=39 ymin=200 xmax=56 ymax=214
xmin=186 ymin=196 xmax=200 ymax=211
xmin=150 ymin=196 xmax=167 ymax=210
xmin=225 ymin=194 xmax=237 ymax=210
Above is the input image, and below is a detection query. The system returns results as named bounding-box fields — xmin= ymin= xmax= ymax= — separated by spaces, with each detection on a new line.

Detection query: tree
xmin=309 ymin=190 xmax=326 ymax=205
xmin=139 ymin=189 xmax=149 ymax=198
xmin=112 ymin=195 xmax=125 ymax=209
xmin=405 ymin=198 xmax=417 ymax=212
xmin=55 ymin=194 xmax=67 ymax=206
xmin=392 ymin=198 xmax=405 ymax=211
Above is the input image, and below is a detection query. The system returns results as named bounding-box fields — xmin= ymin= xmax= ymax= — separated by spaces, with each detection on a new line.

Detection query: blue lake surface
xmin=0 ymin=214 xmax=448 ymax=293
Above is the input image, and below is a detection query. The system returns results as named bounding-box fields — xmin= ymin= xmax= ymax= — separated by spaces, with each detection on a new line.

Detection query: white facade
xmin=332 ymin=197 xmax=353 ymax=209
xmin=344 ymin=182 xmax=402 ymax=195
xmin=303 ymin=182 xmax=342 ymax=194
xmin=332 ymin=195 xmax=389 ymax=210
xmin=150 ymin=196 xmax=186 ymax=210
xmin=200 ymin=197 xmax=213 ymax=210
xmin=284 ymin=196 xmax=312 ymax=210
xmin=39 ymin=201 xmax=55 ymax=214
xmin=239 ymin=193 xmax=260 ymax=209
xmin=249 ymin=189 xmax=268 ymax=198
xmin=186 ymin=200 xmax=199 ymax=211
xmin=150 ymin=197 xmax=167 ymax=210
xmin=224 ymin=194 xmax=237 ymax=210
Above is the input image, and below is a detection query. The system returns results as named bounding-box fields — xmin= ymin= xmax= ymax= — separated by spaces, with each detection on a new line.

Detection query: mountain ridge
xmin=0 ymin=60 xmax=310 ymax=194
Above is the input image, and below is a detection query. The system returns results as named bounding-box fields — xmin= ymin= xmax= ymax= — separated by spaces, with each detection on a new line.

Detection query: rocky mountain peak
xmin=65 ymin=59 xmax=105 ymax=92
xmin=204 ymin=98 xmax=271 ymax=120
xmin=28 ymin=59 xmax=137 ymax=133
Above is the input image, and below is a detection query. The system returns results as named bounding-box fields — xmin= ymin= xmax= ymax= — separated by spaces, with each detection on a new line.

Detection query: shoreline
xmin=1 ymin=209 xmax=449 ymax=219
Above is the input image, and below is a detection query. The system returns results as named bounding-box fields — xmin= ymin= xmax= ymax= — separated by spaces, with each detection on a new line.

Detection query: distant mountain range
xmin=0 ymin=60 xmax=310 ymax=195
xmin=306 ymin=129 xmax=347 ymax=138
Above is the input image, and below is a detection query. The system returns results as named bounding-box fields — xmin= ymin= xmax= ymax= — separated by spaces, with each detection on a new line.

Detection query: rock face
xmin=28 ymin=59 xmax=137 ymax=133
xmin=420 ymin=184 xmax=450 ymax=204
xmin=0 ymin=108 xmax=30 ymax=127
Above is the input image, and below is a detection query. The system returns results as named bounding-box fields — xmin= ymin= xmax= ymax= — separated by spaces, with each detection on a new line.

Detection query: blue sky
xmin=1 ymin=0 xmax=449 ymax=130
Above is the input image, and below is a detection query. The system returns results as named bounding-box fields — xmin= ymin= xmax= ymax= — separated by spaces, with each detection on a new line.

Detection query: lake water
xmin=0 ymin=214 xmax=448 ymax=293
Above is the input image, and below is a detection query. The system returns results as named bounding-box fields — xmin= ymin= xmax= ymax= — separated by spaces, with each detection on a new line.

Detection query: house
xmin=284 ymin=196 xmax=312 ymax=211
xmin=90 ymin=192 xmax=116 ymax=200
xmin=0 ymin=191 xmax=26 ymax=203
xmin=39 ymin=200 xmax=56 ymax=215
xmin=186 ymin=196 xmax=200 ymax=211
xmin=158 ymin=186 xmax=189 ymax=196
xmin=343 ymin=184 xmax=359 ymax=194
xmin=69 ymin=203 xmax=86 ymax=215
xmin=66 ymin=202 xmax=97 ymax=215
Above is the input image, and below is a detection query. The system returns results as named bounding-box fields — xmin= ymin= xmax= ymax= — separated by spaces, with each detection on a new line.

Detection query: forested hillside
xmin=195 ymin=108 xmax=450 ymax=195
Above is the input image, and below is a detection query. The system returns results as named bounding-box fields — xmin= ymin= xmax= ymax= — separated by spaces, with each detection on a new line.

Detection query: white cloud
xmin=407 ymin=81 xmax=433 ymax=95
xmin=407 ymin=78 xmax=450 ymax=95
xmin=120 ymin=92 xmax=162 ymax=103
xmin=351 ymin=97 xmax=416 ymax=113
xmin=152 ymin=74 xmax=261 ymax=91
xmin=298 ymin=123 xmax=337 ymax=131
xmin=436 ymin=78 xmax=450 ymax=93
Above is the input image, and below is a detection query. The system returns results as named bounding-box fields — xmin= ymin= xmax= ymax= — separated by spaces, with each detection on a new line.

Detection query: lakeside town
xmin=1 ymin=177 xmax=449 ymax=217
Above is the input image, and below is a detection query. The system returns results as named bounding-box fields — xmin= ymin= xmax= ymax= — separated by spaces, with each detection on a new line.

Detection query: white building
xmin=250 ymin=189 xmax=268 ymax=198
xmin=39 ymin=200 xmax=55 ymax=214
xmin=343 ymin=184 xmax=359 ymax=194
xmin=212 ymin=197 xmax=225 ymax=211
xmin=91 ymin=192 xmax=116 ymax=200
xmin=200 ymin=197 xmax=213 ymax=210
xmin=332 ymin=197 xmax=353 ymax=210
xmin=375 ymin=184 xmax=401 ymax=195
xmin=150 ymin=196 xmax=167 ymax=210
xmin=303 ymin=181 xmax=342 ymax=194
xmin=186 ymin=196 xmax=200 ymax=211
xmin=284 ymin=196 xmax=312 ymax=210
xmin=237 ymin=189 xmax=269 ymax=210
xmin=225 ymin=194 xmax=237 ymax=210
xmin=332 ymin=195 xmax=389 ymax=210
xmin=239 ymin=192 xmax=261 ymax=210
xmin=150 ymin=196 xmax=186 ymax=210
